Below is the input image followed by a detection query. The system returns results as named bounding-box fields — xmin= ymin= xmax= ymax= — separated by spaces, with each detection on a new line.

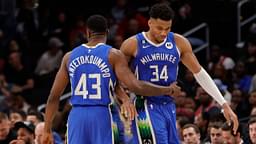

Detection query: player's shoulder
xmin=173 ymin=33 xmax=191 ymax=46
xmin=120 ymin=35 xmax=138 ymax=54
xmin=109 ymin=48 xmax=126 ymax=66
xmin=109 ymin=48 xmax=123 ymax=57
xmin=122 ymin=35 xmax=138 ymax=46
xmin=63 ymin=51 xmax=71 ymax=58
xmin=173 ymin=33 xmax=187 ymax=42
xmin=62 ymin=51 xmax=72 ymax=63
xmin=173 ymin=33 xmax=192 ymax=51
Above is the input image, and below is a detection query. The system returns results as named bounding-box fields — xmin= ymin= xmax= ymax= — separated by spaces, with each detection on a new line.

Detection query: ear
xmin=86 ymin=30 xmax=90 ymax=39
xmin=197 ymin=133 xmax=201 ymax=139
xmin=236 ymin=132 xmax=240 ymax=138
xmin=148 ymin=19 xmax=152 ymax=27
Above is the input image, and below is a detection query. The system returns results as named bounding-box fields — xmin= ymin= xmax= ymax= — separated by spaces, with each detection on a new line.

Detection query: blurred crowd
xmin=0 ymin=0 xmax=256 ymax=143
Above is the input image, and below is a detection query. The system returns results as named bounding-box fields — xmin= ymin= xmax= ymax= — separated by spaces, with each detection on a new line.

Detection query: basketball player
xmin=120 ymin=3 xmax=239 ymax=144
xmin=42 ymin=15 xmax=181 ymax=144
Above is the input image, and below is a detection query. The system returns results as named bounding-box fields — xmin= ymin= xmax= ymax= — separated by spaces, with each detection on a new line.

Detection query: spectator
xmin=179 ymin=69 xmax=197 ymax=97
xmin=110 ymin=0 xmax=129 ymax=24
xmin=230 ymin=88 xmax=251 ymax=119
xmin=176 ymin=116 xmax=190 ymax=143
xmin=5 ymin=94 xmax=31 ymax=113
xmin=249 ymin=117 xmax=256 ymax=144
xmin=204 ymin=121 xmax=223 ymax=144
xmin=250 ymin=74 xmax=256 ymax=93
xmin=9 ymin=110 xmax=27 ymax=128
xmin=182 ymin=123 xmax=201 ymax=144
xmin=68 ymin=16 xmax=86 ymax=48
xmin=208 ymin=45 xmax=235 ymax=72
xmin=12 ymin=121 xmax=35 ymax=144
xmin=221 ymin=122 xmax=244 ymax=144
xmin=233 ymin=60 xmax=252 ymax=93
xmin=176 ymin=92 xmax=195 ymax=120
xmin=251 ymin=107 xmax=256 ymax=116
xmin=0 ymin=73 xmax=11 ymax=99
xmin=242 ymin=39 xmax=256 ymax=76
xmin=8 ymin=39 xmax=20 ymax=53
xmin=34 ymin=37 xmax=63 ymax=76
xmin=249 ymin=90 xmax=256 ymax=110
xmin=26 ymin=111 xmax=44 ymax=126
xmin=0 ymin=112 xmax=17 ymax=144
xmin=116 ymin=6 xmax=148 ymax=39
xmin=194 ymin=86 xmax=221 ymax=120
xmin=194 ymin=111 xmax=209 ymax=141
xmin=35 ymin=122 xmax=63 ymax=144
xmin=48 ymin=11 xmax=69 ymax=49
xmin=4 ymin=51 xmax=35 ymax=105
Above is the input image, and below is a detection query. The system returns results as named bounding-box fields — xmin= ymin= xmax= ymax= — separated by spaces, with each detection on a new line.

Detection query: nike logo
xmin=142 ymin=45 xmax=150 ymax=48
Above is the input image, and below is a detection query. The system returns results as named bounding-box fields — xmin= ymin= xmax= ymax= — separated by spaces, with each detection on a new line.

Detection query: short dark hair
xmin=222 ymin=122 xmax=241 ymax=136
xmin=209 ymin=121 xmax=223 ymax=129
xmin=0 ymin=112 xmax=8 ymax=122
xmin=149 ymin=3 xmax=174 ymax=21
xmin=10 ymin=110 xmax=27 ymax=120
xmin=249 ymin=117 xmax=256 ymax=126
xmin=27 ymin=111 xmax=44 ymax=122
xmin=182 ymin=123 xmax=200 ymax=134
xmin=86 ymin=15 xmax=108 ymax=33
xmin=14 ymin=121 xmax=35 ymax=134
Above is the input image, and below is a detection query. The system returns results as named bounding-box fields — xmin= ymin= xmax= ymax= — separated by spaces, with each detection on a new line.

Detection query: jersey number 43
xmin=74 ymin=73 xmax=101 ymax=99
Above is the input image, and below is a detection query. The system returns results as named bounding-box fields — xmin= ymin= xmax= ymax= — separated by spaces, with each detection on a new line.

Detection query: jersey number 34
xmin=150 ymin=65 xmax=168 ymax=82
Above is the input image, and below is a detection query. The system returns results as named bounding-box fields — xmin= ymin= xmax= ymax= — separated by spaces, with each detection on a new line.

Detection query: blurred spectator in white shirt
xmin=35 ymin=37 xmax=63 ymax=76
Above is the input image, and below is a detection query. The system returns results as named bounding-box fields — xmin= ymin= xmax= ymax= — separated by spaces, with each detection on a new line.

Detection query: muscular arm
xmin=44 ymin=52 xmax=70 ymax=132
xmin=175 ymin=33 xmax=201 ymax=73
xmin=119 ymin=36 xmax=138 ymax=62
xmin=109 ymin=48 xmax=172 ymax=96
xmin=175 ymin=33 xmax=238 ymax=134
xmin=175 ymin=33 xmax=226 ymax=104
xmin=115 ymin=84 xmax=137 ymax=120
xmin=115 ymin=83 xmax=130 ymax=104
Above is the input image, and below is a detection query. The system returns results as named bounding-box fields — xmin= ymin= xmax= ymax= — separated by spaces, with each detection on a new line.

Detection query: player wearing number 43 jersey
xmin=42 ymin=15 xmax=181 ymax=144
xmin=120 ymin=3 xmax=239 ymax=144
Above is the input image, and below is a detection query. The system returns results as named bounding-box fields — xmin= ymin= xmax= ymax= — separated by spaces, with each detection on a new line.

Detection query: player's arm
xmin=175 ymin=33 xmax=238 ymax=134
xmin=115 ymin=83 xmax=137 ymax=120
xmin=43 ymin=52 xmax=70 ymax=144
xmin=115 ymin=83 xmax=130 ymax=104
xmin=119 ymin=36 xmax=137 ymax=62
xmin=117 ymin=37 xmax=138 ymax=119
xmin=110 ymin=48 xmax=178 ymax=96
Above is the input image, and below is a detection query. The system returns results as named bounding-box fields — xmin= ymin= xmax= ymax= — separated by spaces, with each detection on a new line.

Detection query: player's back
xmin=67 ymin=43 xmax=116 ymax=106
xmin=131 ymin=32 xmax=180 ymax=102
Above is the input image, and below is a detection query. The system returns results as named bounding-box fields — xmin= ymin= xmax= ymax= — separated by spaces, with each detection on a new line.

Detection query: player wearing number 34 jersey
xmin=120 ymin=3 xmax=239 ymax=144
xmin=42 ymin=15 xmax=181 ymax=144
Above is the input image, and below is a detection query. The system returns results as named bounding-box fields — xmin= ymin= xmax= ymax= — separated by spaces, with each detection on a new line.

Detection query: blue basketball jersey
xmin=130 ymin=32 xmax=181 ymax=144
xmin=67 ymin=43 xmax=116 ymax=106
xmin=131 ymin=32 xmax=180 ymax=102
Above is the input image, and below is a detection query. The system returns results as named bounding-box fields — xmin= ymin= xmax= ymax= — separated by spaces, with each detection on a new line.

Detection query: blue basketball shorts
xmin=67 ymin=106 xmax=113 ymax=144
xmin=131 ymin=100 xmax=180 ymax=144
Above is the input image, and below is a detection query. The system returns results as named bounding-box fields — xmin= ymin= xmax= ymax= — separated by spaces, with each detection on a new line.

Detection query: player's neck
xmin=145 ymin=31 xmax=163 ymax=44
xmin=87 ymin=33 xmax=107 ymax=46
xmin=145 ymin=32 xmax=157 ymax=44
